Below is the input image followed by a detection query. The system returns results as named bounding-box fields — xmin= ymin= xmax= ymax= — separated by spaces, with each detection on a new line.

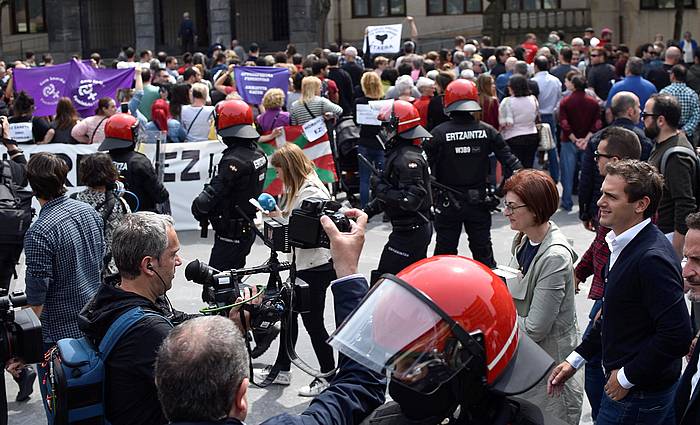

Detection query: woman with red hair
xmin=146 ymin=99 xmax=187 ymax=142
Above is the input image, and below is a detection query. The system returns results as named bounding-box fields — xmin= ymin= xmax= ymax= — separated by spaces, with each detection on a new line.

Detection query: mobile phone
xmin=120 ymin=102 xmax=129 ymax=113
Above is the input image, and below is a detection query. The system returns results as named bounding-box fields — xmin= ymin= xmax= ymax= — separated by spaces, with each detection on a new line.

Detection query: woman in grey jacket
xmin=502 ymin=169 xmax=583 ymax=424
xmin=254 ymin=143 xmax=336 ymax=398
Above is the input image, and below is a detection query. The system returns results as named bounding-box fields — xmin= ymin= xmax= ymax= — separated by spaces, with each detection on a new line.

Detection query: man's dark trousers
xmin=434 ymin=203 xmax=496 ymax=268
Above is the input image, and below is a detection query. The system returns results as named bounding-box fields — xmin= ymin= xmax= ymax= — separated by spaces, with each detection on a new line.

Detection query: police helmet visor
xmin=445 ymin=99 xmax=481 ymax=113
xmin=218 ymin=123 xmax=260 ymax=139
xmin=329 ymin=276 xmax=484 ymax=394
xmin=398 ymin=125 xmax=432 ymax=140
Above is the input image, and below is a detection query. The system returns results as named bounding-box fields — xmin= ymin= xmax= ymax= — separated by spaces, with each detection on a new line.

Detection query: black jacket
xmin=328 ymin=67 xmax=355 ymax=116
xmin=170 ymin=276 xmax=386 ymax=425
xmin=78 ymin=280 xmax=174 ymax=425
xmin=369 ymin=141 xmax=431 ymax=223
xmin=575 ymin=223 xmax=692 ymax=391
xmin=578 ymin=118 xmax=653 ymax=222
xmin=675 ymin=343 xmax=700 ymax=425
xmin=192 ymin=140 xmax=267 ymax=236
xmin=426 ymin=95 xmax=449 ymax=131
xmin=587 ymin=63 xmax=617 ymax=100
xmin=109 ymin=148 xmax=169 ymax=213
xmin=425 ymin=114 xmax=522 ymax=191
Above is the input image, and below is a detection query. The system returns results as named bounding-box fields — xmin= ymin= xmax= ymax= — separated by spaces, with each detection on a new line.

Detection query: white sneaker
xmin=298 ymin=377 xmax=329 ymax=397
xmin=253 ymin=366 xmax=291 ymax=385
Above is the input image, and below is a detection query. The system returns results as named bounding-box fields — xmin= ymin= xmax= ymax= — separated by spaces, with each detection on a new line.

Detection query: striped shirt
xmin=289 ymin=97 xmax=343 ymax=126
xmin=24 ymin=196 xmax=105 ymax=343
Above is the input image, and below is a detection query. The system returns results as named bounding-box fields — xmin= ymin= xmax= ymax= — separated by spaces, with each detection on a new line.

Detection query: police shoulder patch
xmin=407 ymin=162 xmax=418 ymax=168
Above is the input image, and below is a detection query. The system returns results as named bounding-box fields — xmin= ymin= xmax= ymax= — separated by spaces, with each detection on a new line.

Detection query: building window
xmin=506 ymin=0 xmax=560 ymax=9
xmin=427 ymin=0 xmax=482 ymax=14
xmin=353 ymin=0 xmax=406 ymax=18
xmin=10 ymin=0 xmax=46 ymax=34
xmin=640 ymin=0 xmax=695 ymax=9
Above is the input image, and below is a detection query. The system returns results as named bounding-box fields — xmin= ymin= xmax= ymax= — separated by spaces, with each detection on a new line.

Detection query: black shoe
xmin=15 ymin=366 xmax=36 ymax=402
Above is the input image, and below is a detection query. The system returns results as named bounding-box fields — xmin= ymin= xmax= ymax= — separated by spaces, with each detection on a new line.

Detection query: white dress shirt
xmin=532 ymin=71 xmax=562 ymax=115
xmin=566 ymin=218 xmax=652 ymax=389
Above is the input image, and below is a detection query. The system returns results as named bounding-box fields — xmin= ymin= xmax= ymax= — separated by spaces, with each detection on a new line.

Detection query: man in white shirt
xmin=548 ymin=159 xmax=692 ymax=425
xmin=676 ymin=212 xmax=700 ymax=425
xmin=532 ymin=55 xmax=562 ymax=183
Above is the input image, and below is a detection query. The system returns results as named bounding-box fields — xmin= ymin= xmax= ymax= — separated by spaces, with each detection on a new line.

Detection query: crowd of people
xmin=1 ymin=20 xmax=700 ymax=425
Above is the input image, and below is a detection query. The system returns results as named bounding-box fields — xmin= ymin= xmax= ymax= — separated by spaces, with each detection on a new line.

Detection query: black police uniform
xmin=192 ymin=138 xmax=267 ymax=272
xmin=108 ymin=148 xmax=169 ymax=213
xmin=365 ymin=139 xmax=432 ymax=284
xmin=425 ymin=113 xmax=522 ymax=268
xmin=0 ymin=151 xmax=28 ymax=292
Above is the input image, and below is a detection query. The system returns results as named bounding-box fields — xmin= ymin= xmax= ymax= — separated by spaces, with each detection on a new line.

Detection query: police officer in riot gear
xmin=192 ymin=99 xmax=267 ymax=272
xmin=331 ymin=256 xmax=566 ymax=425
xmin=99 ymin=113 xmax=169 ymax=213
xmin=364 ymin=100 xmax=433 ymax=285
xmin=425 ymin=79 xmax=522 ymax=268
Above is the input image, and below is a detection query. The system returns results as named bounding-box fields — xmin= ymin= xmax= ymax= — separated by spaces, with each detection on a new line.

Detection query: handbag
xmin=533 ymin=97 xmax=555 ymax=152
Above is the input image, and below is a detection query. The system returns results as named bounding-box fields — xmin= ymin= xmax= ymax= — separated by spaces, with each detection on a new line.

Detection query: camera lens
xmin=185 ymin=259 xmax=216 ymax=286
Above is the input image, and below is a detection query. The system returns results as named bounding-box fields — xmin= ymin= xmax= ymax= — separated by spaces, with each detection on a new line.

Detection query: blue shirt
xmin=605 ymin=75 xmax=657 ymax=113
xmin=496 ymin=71 xmax=513 ymax=101
xmin=24 ymin=196 xmax=104 ymax=343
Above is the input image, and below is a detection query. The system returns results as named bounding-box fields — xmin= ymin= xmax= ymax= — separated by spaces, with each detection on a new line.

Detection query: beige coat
xmin=506 ymin=222 xmax=583 ymax=425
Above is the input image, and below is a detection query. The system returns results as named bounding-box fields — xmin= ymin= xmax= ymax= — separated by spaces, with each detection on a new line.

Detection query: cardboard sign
xmin=365 ymin=24 xmax=403 ymax=54
xmin=302 ymin=116 xmax=327 ymax=141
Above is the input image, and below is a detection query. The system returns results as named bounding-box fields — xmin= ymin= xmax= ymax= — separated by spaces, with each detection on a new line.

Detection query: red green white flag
xmin=257 ymin=125 xmax=337 ymax=196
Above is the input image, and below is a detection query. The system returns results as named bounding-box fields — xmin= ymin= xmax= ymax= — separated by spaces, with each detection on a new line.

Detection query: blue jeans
xmin=357 ymin=145 xmax=385 ymax=207
xmin=559 ymin=140 xmax=583 ymax=210
xmin=584 ymin=300 xmax=605 ymax=420
xmin=596 ymin=383 xmax=676 ymax=425
xmin=541 ymin=113 xmax=560 ymax=183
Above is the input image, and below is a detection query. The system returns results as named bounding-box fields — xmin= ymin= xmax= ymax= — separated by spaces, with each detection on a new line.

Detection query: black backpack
xmin=0 ymin=161 xmax=32 ymax=244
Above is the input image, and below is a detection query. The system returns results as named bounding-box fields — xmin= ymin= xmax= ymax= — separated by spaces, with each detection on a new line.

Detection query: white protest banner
xmin=9 ymin=122 xmax=33 ymax=143
xmin=0 ymin=140 xmax=227 ymax=231
xmin=302 ymin=116 xmax=327 ymax=141
xmin=364 ymin=24 xmax=403 ymax=54
xmin=355 ymin=104 xmax=381 ymax=125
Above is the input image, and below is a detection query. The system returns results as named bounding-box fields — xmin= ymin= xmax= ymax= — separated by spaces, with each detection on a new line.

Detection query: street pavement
xmin=6 ymin=205 xmax=598 ymax=424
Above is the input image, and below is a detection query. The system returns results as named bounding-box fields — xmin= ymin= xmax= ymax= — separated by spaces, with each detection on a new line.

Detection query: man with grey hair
xmin=154 ymin=209 xmax=387 ymax=425
xmin=646 ymin=45 xmax=681 ymax=91
xmin=79 ymin=212 xmax=183 ymax=425
xmin=341 ymin=46 xmax=363 ymax=87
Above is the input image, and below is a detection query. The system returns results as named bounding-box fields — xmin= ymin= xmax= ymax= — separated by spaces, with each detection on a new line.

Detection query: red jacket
xmin=521 ymin=42 xmax=539 ymax=64
xmin=413 ymin=95 xmax=432 ymax=127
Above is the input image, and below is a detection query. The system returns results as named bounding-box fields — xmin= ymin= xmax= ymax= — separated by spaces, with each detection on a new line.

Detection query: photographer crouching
xmin=154 ymin=209 xmax=386 ymax=424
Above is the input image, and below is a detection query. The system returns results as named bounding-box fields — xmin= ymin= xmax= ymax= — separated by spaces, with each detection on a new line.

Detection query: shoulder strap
xmin=1 ymin=161 xmax=12 ymax=185
xmin=186 ymin=107 xmax=205 ymax=134
xmin=91 ymin=117 xmax=109 ymax=144
xmin=302 ymin=101 xmax=317 ymax=119
xmin=98 ymin=307 xmax=170 ymax=357
xmin=660 ymin=146 xmax=697 ymax=174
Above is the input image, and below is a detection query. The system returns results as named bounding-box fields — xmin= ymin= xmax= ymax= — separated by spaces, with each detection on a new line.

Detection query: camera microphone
xmin=258 ymin=193 xmax=277 ymax=212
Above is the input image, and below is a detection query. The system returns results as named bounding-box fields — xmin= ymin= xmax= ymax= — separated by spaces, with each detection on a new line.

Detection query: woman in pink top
xmin=498 ymin=74 xmax=539 ymax=176
xmin=71 ymin=98 xmax=118 ymax=144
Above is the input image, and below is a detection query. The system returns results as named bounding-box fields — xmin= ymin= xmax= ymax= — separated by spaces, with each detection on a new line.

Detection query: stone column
xmin=288 ymin=0 xmax=320 ymax=54
xmin=208 ymin=0 xmax=231 ymax=46
xmin=133 ymin=0 xmax=156 ymax=51
xmin=45 ymin=0 xmax=82 ymax=62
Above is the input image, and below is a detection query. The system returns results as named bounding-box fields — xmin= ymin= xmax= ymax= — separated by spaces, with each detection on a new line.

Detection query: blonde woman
xmin=254 ymin=143 xmax=336 ymax=397
xmin=257 ymin=88 xmax=290 ymax=135
xmin=180 ymin=83 xmax=215 ymax=142
xmin=354 ymin=71 xmax=385 ymax=207
xmin=289 ymin=76 xmax=342 ymax=126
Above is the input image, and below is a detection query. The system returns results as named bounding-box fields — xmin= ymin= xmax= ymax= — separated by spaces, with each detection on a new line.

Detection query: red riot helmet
xmin=443 ymin=79 xmax=481 ymax=113
xmin=214 ymin=99 xmax=259 ymax=139
xmin=99 ymin=113 xmax=139 ymax=151
xmin=377 ymin=100 xmax=432 ymax=144
xmin=329 ymin=255 xmax=554 ymax=395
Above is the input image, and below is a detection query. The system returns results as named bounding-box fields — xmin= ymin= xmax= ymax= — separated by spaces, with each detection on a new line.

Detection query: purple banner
xmin=13 ymin=63 xmax=72 ymax=117
xmin=233 ymin=66 xmax=290 ymax=105
xmin=64 ymin=60 xmax=135 ymax=118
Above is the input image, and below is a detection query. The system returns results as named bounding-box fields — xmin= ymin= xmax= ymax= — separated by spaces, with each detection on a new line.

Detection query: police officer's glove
xmin=369 ymin=175 xmax=382 ymax=190
xmin=363 ymin=199 xmax=383 ymax=219
xmin=191 ymin=185 xmax=217 ymax=221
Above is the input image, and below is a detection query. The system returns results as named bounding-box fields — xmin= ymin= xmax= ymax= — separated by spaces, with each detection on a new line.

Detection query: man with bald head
xmin=579 ymin=91 xmax=653 ymax=230
xmin=646 ymin=46 xmax=682 ymax=91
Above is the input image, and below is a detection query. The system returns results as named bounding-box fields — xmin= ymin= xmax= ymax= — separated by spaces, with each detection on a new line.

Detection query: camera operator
xmin=154 ymin=209 xmax=387 ymax=425
xmin=255 ymin=143 xmax=336 ymax=396
xmin=0 ymin=116 xmax=35 ymax=406
xmin=192 ymin=99 xmax=267 ymax=271
xmin=99 ymin=113 xmax=170 ymax=213
xmin=78 ymin=212 xmax=187 ymax=425
xmin=363 ymin=100 xmax=433 ymax=285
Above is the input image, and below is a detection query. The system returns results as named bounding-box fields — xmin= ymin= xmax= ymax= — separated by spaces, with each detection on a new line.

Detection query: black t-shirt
xmin=49 ymin=121 xmax=78 ymax=144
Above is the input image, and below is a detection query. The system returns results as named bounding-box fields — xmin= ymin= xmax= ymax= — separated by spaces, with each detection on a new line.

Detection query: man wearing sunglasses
xmin=645 ymin=93 xmax=697 ymax=259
